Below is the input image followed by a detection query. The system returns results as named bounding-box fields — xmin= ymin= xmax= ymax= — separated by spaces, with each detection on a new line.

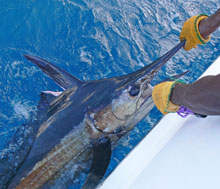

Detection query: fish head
xmin=111 ymin=78 xmax=154 ymax=125
xmin=87 ymin=42 xmax=184 ymax=138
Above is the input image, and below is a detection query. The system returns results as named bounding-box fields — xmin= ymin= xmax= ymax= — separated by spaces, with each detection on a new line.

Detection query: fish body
xmin=7 ymin=41 xmax=185 ymax=188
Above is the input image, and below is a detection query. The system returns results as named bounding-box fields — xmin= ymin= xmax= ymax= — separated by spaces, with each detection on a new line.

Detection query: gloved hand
xmin=180 ymin=14 xmax=210 ymax=51
xmin=152 ymin=81 xmax=182 ymax=115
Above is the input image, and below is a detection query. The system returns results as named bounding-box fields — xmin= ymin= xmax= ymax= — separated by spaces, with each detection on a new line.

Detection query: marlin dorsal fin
xmin=24 ymin=55 xmax=83 ymax=90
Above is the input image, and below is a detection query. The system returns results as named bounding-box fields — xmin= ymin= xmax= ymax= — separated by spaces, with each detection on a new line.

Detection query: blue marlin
xmin=7 ymin=41 xmax=185 ymax=188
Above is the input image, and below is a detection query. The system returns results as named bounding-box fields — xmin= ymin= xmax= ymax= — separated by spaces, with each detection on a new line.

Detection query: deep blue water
xmin=0 ymin=0 xmax=219 ymax=188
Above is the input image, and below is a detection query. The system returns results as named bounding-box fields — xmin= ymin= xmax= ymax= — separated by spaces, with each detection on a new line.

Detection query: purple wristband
xmin=177 ymin=105 xmax=194 ymax=118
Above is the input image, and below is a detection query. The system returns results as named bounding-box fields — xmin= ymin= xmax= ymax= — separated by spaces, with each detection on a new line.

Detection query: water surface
xmin=0 ymin=0 xmax=219 ymax=188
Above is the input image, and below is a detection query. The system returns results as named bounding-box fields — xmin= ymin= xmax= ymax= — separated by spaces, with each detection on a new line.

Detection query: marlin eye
xmin=129 ymin=85 xmax=140 ymax=96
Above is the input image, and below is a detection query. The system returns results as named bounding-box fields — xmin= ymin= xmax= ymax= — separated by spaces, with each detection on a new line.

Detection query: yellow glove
xmin=180 ymin=14 xmax=211 ymax=51
xmin=152 ymin=81 xmax=182 ymax=115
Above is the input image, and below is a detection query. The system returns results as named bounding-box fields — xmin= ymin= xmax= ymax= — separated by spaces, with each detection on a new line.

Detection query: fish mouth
xmin=137 ymin=84 xmax=153 ymax=109
xmin=126 ymin=41 xmax=185 ymax=84
xmin=125 ymin=41 xmax=185 ymax=113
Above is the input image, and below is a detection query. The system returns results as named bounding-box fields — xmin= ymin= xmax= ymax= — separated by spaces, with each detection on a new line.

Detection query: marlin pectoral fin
xmin=157 ymin=70 xmax=189 ymax=83
xmin=24 ymin=55 xmax=83 ymax=89
xmin=171 ymin=70 xmax=189 ymax=80
xmin=82 ymin=138 xmax=112 ymax=189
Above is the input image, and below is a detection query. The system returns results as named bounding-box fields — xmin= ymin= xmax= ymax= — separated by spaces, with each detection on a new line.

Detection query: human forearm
xmin=171 ymin=74 xmax=220 ymax=115
xmin=199 ymin=8 xmax=220 ymax=39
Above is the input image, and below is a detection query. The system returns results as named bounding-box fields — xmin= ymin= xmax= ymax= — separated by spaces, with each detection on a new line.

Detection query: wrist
xmin=198 ymin=18 xmax=209 ymax=39
xmin=194 ymin=14 xmax=211 ymax=44
xmin=170 ymin=83 xmax=186 ymax=106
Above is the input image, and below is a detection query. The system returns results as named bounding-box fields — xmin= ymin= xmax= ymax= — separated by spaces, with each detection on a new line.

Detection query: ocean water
xmin=0 ymin=0 xmax=219 ymax=188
